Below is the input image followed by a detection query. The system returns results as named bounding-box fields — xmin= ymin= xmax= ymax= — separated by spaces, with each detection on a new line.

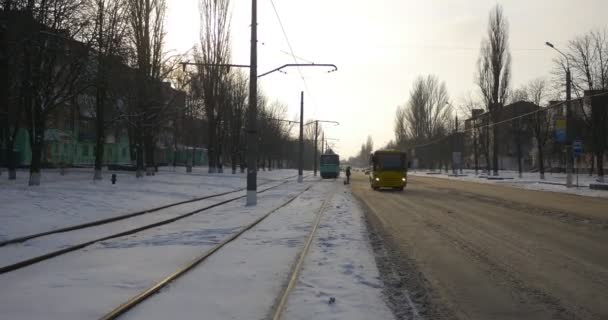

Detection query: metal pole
xmin=313 ymin=120 xmax=318 ymax=176
xmin=546 ymin=42 xmax=573 ymax=188
xmin=566 ymin=68 xmax=573 ymax=188
xmin=246 ymin=0 xmax=258 ymax=205
xmin=298 ymin=91 xmax=304 ymax=183
xmin=322 ymin=132 xmax=325 ymax=154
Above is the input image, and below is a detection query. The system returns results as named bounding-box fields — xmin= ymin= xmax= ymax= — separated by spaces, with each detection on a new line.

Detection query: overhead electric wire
xmin=268 ymin=0 xmax=320 ymax=118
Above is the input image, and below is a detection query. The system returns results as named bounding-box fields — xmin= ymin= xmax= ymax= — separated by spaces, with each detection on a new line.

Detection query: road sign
xmin=555 ymin=118 xmax=566 ymax=143
xmin=573 ymin=140 xmax=583 ymax=157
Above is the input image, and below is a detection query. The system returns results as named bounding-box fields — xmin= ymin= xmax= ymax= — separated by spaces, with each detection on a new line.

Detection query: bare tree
xmin=476 ymin=4 xmax=511 ymax=176
xmin=398 ymin=75 xmax=451 ymax=144
xmin=197 ymin=0 xmax=230 ymax=173
xmin=89 ymin=0 xmax=128 ymax=180
xmin=458 ymin=92 xmax=484 ymax=174
xmin=393 ymin=106 xmax=408 ymax=149
xmin=226 ymin=71 xmax=247 ymax=174
xmin=509 ymin=88 xmax=528 ymax=103
xmin=527 ymin=78 xmax=548 ymax=106
xmin=127 ymin=0 xmax=167 ymax=177
xmin=557 ymin=29 xmax=608 ymax=181
xmin=13 ymin=0 xmax=93 ymax=185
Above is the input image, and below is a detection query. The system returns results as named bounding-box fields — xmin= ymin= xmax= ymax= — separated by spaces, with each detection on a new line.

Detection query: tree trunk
xmin=136 ymin=133 xmax=144 ymax=178
xmin=590 ymin=155 xmax=595 ymax=176
xmin=516 ymin=135 xmax=522 ymax=179
xmin=597 ymin=151 xmax=605 ymax=183
xmin=94 ymin=86 xmax=105 ymax=180
xmin=474 ymin=133 xmax=479 ymax=176
xmin=6 ymin=126 xmax=18 ymax=180
xmin=207 ymin=119 xmax=216 ymax=173
xmin=231 ymin=150 xmax=237 ymax=174
xmin=239 ymin=152 xmax=245 ymax=173
xmin=492 ymin=125 xmax=499 ymax=176
xmin=537 ymin=139 xmax=545 ymax=180
xmin=145 ymin=133 xmax=155 ymax=176
xmin=27 ymin=120 xmax=44 ymax=186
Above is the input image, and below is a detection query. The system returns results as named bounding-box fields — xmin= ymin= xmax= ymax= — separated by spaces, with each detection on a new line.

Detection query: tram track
xmin=0 ymin=175 xmax=297 ymax=248
xmin=98 ymin=185 xmax=336 ymax=320
xmin=0 ymin=175 xmax=301 ymax=274
xmin=99 ymin=184 xmax=316 ymax=320
xmin=270 ymin=189 xmax=335 ymax=320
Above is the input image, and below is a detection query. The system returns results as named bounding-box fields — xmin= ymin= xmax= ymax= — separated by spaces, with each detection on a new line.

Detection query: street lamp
xmin=546 ymin=41 xmax=573 ymax=188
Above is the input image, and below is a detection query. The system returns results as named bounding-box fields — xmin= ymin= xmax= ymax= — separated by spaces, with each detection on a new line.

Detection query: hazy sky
xmin=165 ymin=0 xmax=608 ymax=158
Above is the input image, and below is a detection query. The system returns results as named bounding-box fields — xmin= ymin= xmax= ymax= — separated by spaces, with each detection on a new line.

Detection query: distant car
xmin=364 ymin=169 xmax=370 ymax=175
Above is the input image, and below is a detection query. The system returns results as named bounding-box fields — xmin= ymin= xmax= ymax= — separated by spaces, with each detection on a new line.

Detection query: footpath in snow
xmin=0 ymin=170 xmax=395 ymax=319
xmin=410 ymin=169 xmax=608 ymax=199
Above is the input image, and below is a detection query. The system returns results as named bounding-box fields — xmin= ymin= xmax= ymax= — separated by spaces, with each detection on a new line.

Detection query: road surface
xmin=352 ymin=173 xmax=608 ymax=320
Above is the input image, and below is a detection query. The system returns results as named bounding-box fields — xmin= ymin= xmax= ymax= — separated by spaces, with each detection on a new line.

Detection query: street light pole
xmin=313 ymin=120 xmax=318 ymax=176
xmin=322 ymin=132 xmax=325 ymax=154
xmin=298 ymin=91 xmax=304 ymax=183
xmin=246 ymin=0 xmax=258 ymax=205
xmin=546 ymin=42 xmax=573 ymax=187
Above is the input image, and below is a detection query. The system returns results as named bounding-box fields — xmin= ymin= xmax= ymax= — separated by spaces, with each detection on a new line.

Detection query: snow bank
xmin=409 ymin=169 xmax=608 ymax=199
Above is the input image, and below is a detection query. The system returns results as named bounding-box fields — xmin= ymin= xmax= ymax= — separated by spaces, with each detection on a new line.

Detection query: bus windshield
xmin=376 ymin=154 xmax=404 ymax=170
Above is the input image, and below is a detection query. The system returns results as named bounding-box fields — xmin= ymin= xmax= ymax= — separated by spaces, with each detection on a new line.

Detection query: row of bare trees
xmin=1 ymin=0 xmax=304 ymax=186
xmin=390 ymin=4 xmax=607 ymax=181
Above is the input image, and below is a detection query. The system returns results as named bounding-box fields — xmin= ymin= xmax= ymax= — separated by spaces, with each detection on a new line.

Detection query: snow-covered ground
xmin=283 ymin=186 xmax=395 ymax=320
xmin=0 ymin=167 xmax=297 ymax=240
xmin=409 ymin=169 xmax=608 ymax=199
xmin=0 ymin=171 xmax=394 ymax=319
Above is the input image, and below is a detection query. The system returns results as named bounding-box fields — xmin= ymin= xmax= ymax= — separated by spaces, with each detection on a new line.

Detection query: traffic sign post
xmin=573 ymin=140 xmax=583 ymax=157
xmin=555 ymin=118 xmax=567 ymax=143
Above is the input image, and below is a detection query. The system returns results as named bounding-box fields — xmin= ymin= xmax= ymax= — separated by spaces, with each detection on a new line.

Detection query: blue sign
xmin=555 ymin=118 xmax=566 ymax=143
xmin=573 ymin=140 xmax=583 ymax=157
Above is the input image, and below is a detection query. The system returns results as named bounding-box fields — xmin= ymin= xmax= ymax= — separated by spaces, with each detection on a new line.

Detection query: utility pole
xmin=565 ymin=67 xmax=573 ymax=187
xmin=298 ymin=91 xmax=304 ymax=183
xmin=246 ymin=0 xmax=258 ymax=205
xmin=546 ymin=41 xmax=573 ymax=188
xmin=322 ymin=132 xmax=325 ymax=154
xmin=313 ymin=120 xmax=318 ymax=176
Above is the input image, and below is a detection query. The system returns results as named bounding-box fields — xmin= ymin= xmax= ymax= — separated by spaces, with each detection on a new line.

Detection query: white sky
xmin=165 ymin=0 xmax=608 ymax=158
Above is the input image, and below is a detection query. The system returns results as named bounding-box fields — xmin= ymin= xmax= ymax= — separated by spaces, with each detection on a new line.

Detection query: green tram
xmin=320 ymin=152 xmax=340 ymax=179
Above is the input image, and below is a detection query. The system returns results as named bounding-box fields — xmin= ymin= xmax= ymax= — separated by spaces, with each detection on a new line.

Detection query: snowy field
xmin=0 ymin=167 xmax=297 ymax=240
xmin=409 ymin=169 xmax=608 ymax=199
xmin=0 ymin=170 xmax=394 ymax=319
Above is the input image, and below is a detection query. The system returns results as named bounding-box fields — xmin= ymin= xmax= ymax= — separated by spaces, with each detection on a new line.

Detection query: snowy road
xmin=0 ymin=172 xmax=393 ymax=319
xmin=353 ymin=173 xmax=608 ymax=320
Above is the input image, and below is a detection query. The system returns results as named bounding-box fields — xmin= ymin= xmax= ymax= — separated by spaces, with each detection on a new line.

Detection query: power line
xmin=260 ymin=41 xmax=316 ymax=64
xmin=268 ymin=0 xmax=319 ymax=117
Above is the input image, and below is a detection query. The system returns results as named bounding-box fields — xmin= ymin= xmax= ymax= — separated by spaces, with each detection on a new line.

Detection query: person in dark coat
xmin=345 ymin=166 xmax=351 ymax=184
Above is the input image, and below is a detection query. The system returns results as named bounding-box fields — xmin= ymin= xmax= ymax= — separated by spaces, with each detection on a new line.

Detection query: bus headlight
xmin=375 ymin=177 xmax=380 ymax=181
xmin=402 ymin=177 xmax=406 ymax=182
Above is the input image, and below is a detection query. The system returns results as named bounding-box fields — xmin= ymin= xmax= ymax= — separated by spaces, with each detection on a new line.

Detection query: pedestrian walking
xmin=345 ymin=166 xmax=351 ymax=184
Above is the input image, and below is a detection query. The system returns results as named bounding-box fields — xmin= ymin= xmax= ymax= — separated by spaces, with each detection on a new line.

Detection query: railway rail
xmin=0 ymin=175 xmax=301 ymax=274
xmin=0 ymin=175 xmax=297 ymax=247
xmin=98 ymin=185 xmax=335 ymax=320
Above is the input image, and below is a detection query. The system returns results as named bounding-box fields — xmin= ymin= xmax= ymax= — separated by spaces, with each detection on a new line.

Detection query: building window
xmin=82 ymin=145 xmax=89 ymax=157
xmin=122 ymin=147 xmax=127 ymax=158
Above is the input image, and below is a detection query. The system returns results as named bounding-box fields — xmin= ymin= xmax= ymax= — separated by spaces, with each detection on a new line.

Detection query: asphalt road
xmin=352 ymin=173 xmax=608 ymax=320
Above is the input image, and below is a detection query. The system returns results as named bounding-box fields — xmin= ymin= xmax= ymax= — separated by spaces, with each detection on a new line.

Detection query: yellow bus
xmin=369 ymin=149 xmax=408 ymax=191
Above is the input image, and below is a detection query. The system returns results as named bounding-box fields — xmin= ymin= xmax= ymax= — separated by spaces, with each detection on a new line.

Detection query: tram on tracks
xmin=368 ymin=149 xmax=408 ymax=191
xmin=320 ymin=151 xmax=340 ymax=179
